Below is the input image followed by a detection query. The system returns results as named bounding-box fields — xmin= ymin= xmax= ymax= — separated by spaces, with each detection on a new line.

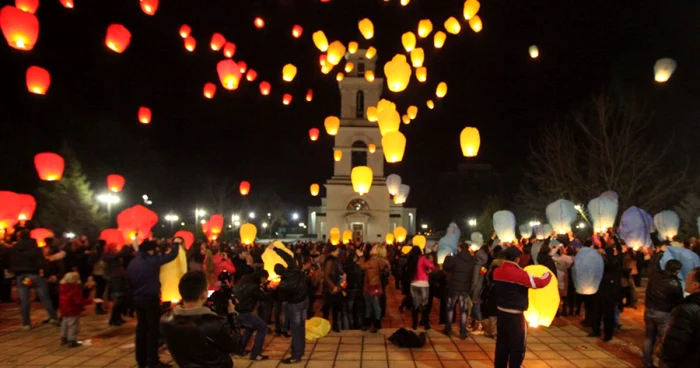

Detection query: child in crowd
xmin=59 ymin=272 xmax=93 ymax=347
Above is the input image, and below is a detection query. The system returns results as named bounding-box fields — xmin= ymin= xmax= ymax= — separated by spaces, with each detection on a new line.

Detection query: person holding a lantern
xmin=271 ymin=247 xmax=309 ymax=365
xmin=232 ymin=269 xmax=271 ymax=361
xmin=442 ymin=242 xmax=476 ymax=339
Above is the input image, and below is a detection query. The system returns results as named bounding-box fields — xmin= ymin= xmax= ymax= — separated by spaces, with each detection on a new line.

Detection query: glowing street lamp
xmin=142 ymin=194 xmax=152 ymax=205
xmin=200 ymin=219 xmax=206 ymax=225
xmin=165 ymin=213 xmax=179 ymax=232
xmin=195 ymin=208 xmax=207 ymax=238
xmin=292 ymin=213 xmax=299 ymax=221
xmin=97 ymin=193 xmax=120 ymax=224
xmin=249 ymin=212 xmax=256 ymax=219
xmin=421 ymin=224 xmax=428 ymax=230
xmin=262 ymin=222 xmax=268 ymax=228
xmin=468 ymin=218 xmax=477 ymax=227
xmin=65 ymin=232 xmax=76 ymax=239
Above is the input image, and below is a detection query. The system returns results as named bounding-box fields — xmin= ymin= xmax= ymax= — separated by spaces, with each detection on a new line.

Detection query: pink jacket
xmin=204 ymin=254 xmax=236 ymax=291
xmin=412 ymin=256 xmax=435 ymax=282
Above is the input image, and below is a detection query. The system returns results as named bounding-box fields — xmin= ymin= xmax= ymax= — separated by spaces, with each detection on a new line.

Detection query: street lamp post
xmin=97 ymin=193 xmax=120 ymax=225
xmin=165 ymin=214 xmax=179 ymax=233
xmin=195 ymin=209 xmax=206 ymax=238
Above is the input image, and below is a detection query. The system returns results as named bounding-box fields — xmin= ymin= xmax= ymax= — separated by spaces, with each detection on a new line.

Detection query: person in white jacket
xmin=552 ymin=244 xmax=574 ymax=316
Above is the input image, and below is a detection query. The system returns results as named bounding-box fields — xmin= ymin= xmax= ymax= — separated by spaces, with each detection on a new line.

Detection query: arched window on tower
xmin=351 ymin=140 xmax=367 ymax=168
xmin=347 ymin=199 xmax=370 ymax=211
xmin=356 ymin=91 xmax=365 ymax=118
xmin=357 ymin=61 xmax=366 ymax=77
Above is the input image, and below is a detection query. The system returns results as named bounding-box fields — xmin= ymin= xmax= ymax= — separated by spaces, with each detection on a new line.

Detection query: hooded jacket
xmin=661 ymin=293 xmax=700 ymax=368
xmin=9 ymin=238 xmax=45 ymax=275
xmin=59 ymin=282 xmax=92 ymax=317
xmin=443 ymin=250 xmax=475 ymax=294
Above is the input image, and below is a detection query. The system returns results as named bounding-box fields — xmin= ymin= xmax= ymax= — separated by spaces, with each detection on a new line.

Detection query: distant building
xmin=308 ymin=50 xmax=417 ymax=242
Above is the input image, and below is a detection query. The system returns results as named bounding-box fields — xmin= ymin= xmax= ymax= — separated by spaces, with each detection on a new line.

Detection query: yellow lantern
xmin=240 ymin=223 xmax=258 ymax=245
xmin=321 ymin=63 xmax=332 ymax=74
xmin=327 ymin=41 xmax=346 ymax=66
xmin=463 ymin=0 xmax=481 ymax=20
xmin=345 ymin=61 xmax=355 ymax=73
xmin=336 ymin=72 xmax=345 ymax=82
xmin=310 ymin=183 xmax=320 ymax=196
xmin=312 ymin=30 xmax=329 ymax=52
xmin=412 ymin=235 xmax=426 ymax=251
xmin=405 ymin=106 xmax=417 ymax=120
xmin=384 ymin=54 xmax=412 ymax=93
xmin=324 ymin=116 xmax=340 ymax=135
xmin=400 ymin=0 xmax=410 ymax=6
xmin=367 ymin=106 xmax=378 ymax=122
xmin=262 ymin=241 xmax=294 ymax=282
xmin=401 ymin=245 xmax=412 ymax=255
xmin=342 ymin=230 xmax=353 ymax=244
xmin=330 ymin=227 xmax=341 ymax=245
xmin=160 ymin=242 xmax=187 ymax=303
xmin=334 ymin=149 xmax=343 ymax=162
xmin=427 ymin=100 xmax=435 ymax=109
xmin=417 ymin=19 xmax=433 ymax=38
xmin=444 ymin=17 xmax=461 ymax=35
xmin=410 ymin=48 xmax=424 ymax=68
xmin=401 ymin=31 xmax=416 ymax=52
xmin=377 ymin=99 xmax=396 ymax=114
xmin=368 ymin=143 xmax=376 ymax=153
xmin=529 ymin=45 xmax=539 ymax=59
xmin=385 ymin=233 xmax=395 ymax=245
xmin=402 ymin=115 xmax=411 ymax=125
xmin=416 ymin=66 xmax=427 ymax=82
xmin=393 ymin=226 xmax=407 ymax=243
xmin=460 ymin=127 xmax=481 ymax=157
xmin=382 ymin=131 xmax=406 ymax=163
xmin=365 ymin=70 xmax=375 ymax=82
xmin=434 ymin=31 xmax=446 ymax=48
xmin=351 ymin=166 xmax=373 ymax=195
xmin=377 ymin=107 xmax=401 ymax=136
xmin=469 ymin=16 xmax=483 ymax=33
xmin=523 ymin=265 xmax=560 ymax=327
xmin=365 ymin=46 xmax=377 ymax=60
xmin=282 ymin=64 xmax=297 ymax=82
xmin=436 ymin=82 xmax=448 ymax=98
xmin=654 ymin=58 xmax=676 ymax=82
xmin=348 ymin=41 xmax=358 ymax=54
xmin=358 ymin=18 xmax=374 ymax=40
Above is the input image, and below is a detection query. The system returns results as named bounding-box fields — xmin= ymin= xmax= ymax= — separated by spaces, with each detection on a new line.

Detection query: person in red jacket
xmin=59 ymin=272 xmax=93 ymax=347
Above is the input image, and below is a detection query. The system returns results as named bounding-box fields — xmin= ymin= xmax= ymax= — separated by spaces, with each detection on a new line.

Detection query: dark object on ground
xmin=388 ymin=328 xmax=426 ymax=348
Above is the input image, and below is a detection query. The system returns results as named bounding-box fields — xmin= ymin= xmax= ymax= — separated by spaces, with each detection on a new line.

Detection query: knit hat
xmin=60 ymin=272 xmax=80 ymax=284
xmin=503 ymin=246 xmax=522 ymax=261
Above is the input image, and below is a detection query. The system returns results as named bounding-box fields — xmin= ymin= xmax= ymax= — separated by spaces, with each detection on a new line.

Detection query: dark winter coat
xmin=443 ymin=250 xmax=475 ymax=294
xmin=471 ymin=246 xmax=490 ymax=303
xmin=274 ymin=248 xmax=308 ymax=304
xmin=661 ymin=293 xmax=700 ymax=368
xmin=127 ymin=243 xmax=179 ymax=301
xmin=9 ymin=238 xmax=44 ymax=275
xmin=232 ymin=273 xmax=269 ymax=314
xmin=645 ymin=270 xmax=684 ymax=313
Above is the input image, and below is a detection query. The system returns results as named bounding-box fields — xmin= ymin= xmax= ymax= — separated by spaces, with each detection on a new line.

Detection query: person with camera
xmin=161 ymin=271 xmax=240 ymax=368
xmin=232 ymin=269 xmax=270 ymax=361
xmin=272 ymin=246 xmax=309 ymax=365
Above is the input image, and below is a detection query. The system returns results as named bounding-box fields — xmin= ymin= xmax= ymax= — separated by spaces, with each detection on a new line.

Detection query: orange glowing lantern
xmin=184 ymin=36 xmax=196 ymax=51
xmin=107 ymin=174 xmax=125 ymax=193
xmin=351 ymin=166 xmax=373 ymax=195
xmin=427 ymin=100 xmax=435 ymax=109
xmin=210 ymin=32 xmax=225 ymax=51
xmin=402 ymin=32 xmax=416 ymax=52
xmin=240 ymin=224 xmax=257 ymax=245
xmin=365 ymin=70 xmax=375 ymax=82
xmin=342 ymin=230 xmax=353 ymax=245
xmin=173 ymin=230 xmax=194 ymax=250
xmin=345 ymin=61 xmax=355 ymax=73
xmin=365 ymin=46 xmax=377 ymax=60
xmin=117 ymin=204 xmax=158 ymax=244
xmin=292 ymin=25 xmax=303 ymax=38
xmin=382 ymin=131 xmax=407 ymax=163
xmin=30 ymin=228 xmax=53 ymax=248
xmin=25 ymin=66 xmax=50 ymax=95
xmin=309 ymin=128 xmax=320 ymax=141
xmin=469 ymin=15 xmax=483 ymax=33
xmin=203 ymin=82 xmax=217 ymax=99
xmin=417 ymin=19 xmax=433 ymax=38
xmin=336 ymin=72 xmax=345 ymax=82
xmin=310 ymin=184 xmax=320 ymax=196
xmin=17 ymin=194 xmax=36 ymax=221
xmin=330 ymin=228 xmax=341 ymax=246
xmin=179 ymin=24 xmax=191 ymax=38
xmin=254 ymin=17 xmax=265 ymax=29
xmin=326 ymin=41 xmax=346 ymax=66
xmin=436 ymin=82 xmax=448 ymax=98
xmin=333 ymin=149 xmax=342 ymax=162
xmin=402 ymin=115 xmax=411 ymax=125
xmin=34 ymin=153 xmax=64 ymax=181
xmin=217 ymin=59 xmax=242 ymax=90
xmin=246 ymin=69 xmax=258 ymax=82
xmin=140 ymin=0 xmax=159 ymax=15
xmin=348 ymin=41 xmax=358 ymax=54
xmin=105 ymin=24 xmax=131 ymax=53
xmin=238 ymin=61 xmax=247 ymax=73
xmin=239 ymin=181 xmax=251 ymax=196
xmin=319 ymin=54 xmax=327 ymax=66
xmin=312 ymin=30 xmax=328 ymax=52
xmin=324 ymin=116 xmax=340 ymax=136
xmin=407 ymin=105 xmax=418 ymax=120
xmin=0 ymin=191 xmax=21 ymax=230
xmin=208 ymin=215 xmax=224 ymax=235
xmin=368 ymin=144 xmax=376 ymax=153
xmin=306 ymin=89 xmax=313 ymax=102
xmin=60 ymin=0 xmax=74 ymax=8
xmin=223 ymin=42 xmax=236 ymax=58
xmin=138 ymin=107 xmax=152 ymax=124
xmin=463 ymin=0 xmax=481 ymax=20
xmin=282 ymin=64 xmax=297 ymax=82
xmin=100 ymin=229 xmax=126 ymax=251
xmin=444 ymin=17 xmax=461 ymax=35
xmin=434 ymin=31 xmax=446 ymax=49
xmin=358 ymin=18 xmax=374 ymax=40
xmin=15 ymin=0 xmax=39 ymax=14
xmin=259 ymin=81 xmax=271 ymax=96
xmin=0 ymin=6 xmax=39 ymax=51
xmin=282 ymin=93 xmax=292 ymax=105
xmin=416 ymin=66 xmax=427 ymax=82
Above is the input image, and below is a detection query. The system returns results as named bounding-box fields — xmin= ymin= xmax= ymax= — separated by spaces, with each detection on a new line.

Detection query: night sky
xmin=2 ymin=0 xmax=699 ymax=228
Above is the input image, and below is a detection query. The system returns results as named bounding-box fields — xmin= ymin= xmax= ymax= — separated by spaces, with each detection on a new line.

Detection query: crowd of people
xmin=1 ymin=227 xmax=700 ymax=368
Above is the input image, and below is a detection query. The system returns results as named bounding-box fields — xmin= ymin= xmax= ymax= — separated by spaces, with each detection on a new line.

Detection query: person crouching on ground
xmin=272 ymin=246 xmax=309 ymax=365
xmin=59 ymin=271 xmax=93 ymax=347
xmin=493 ymin=246 xmax=552 ymax=368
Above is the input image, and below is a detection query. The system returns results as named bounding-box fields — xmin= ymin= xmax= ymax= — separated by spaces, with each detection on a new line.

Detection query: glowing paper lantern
xmin=523 ymin=265 xmax=559 ymax=327
xmin=365 ymin=46 xmax=377 ymax=60
xmin=217 ymin=59 xmax=242 ymax=90
xmin=400 ymin=0 xmax=410 ymax=6
xmin=654 ymin=210 xmax=680 ymax=240
xmin=382 ymin=131 xmax=406 ymax=163
xmin=416 ymin=67 xmax=427 ymax=82
xmin=345 ymin=61 xmax=355 ymax=73
xmin=463 ymin=0 xmax=481 ymax=20
xmin=471 ymin=232 xmax=484 ymax=247
xmin=545 ymin=199 xmax=577 ymax=234
xmin=330 ymin=228 xmax=340 ymax=245
xmin=410 ymin=48 xmax=424 ymax=67
xmin=572 ymin=247 xmax=604 ymax=295
xmin=309 ymin=128 xmax=320 ymax=141
xmin=418 ymin=19 xmax=433 ymax=38
xmin=460 ymin=127 xmax=480 ymax=157
xmin=239 ymin=181 xmax=250 ymax=196
xmin=184 ymin=36 xmax=196 ymax=51
xmin=100 ymin=229 xmax=126 ymax=250
xmin=172 ymin=231 xmax=194 ymax=250
xmin=412 ymin=235 xmax=426 ymax=251
xmin=0 ymin=5 xmax=39 ymax=50
xmin=351 ymin=166 xmax=373 ymax=195
xmin=0 ymin=191 xmax=21 ymax=230
xmin=348 ymin=41 xmax=358 ymax=54
xmin=292 ymin=25 xmax=303 ymax=38
xmin=207 ymin=215 xmax=224 ymax=235
xmin=283 ymin=93 xmax=293 ymax=105
xmin=342 ymin=230 xmax=353 ymax=245
xmin=306 ymin=89 xmax=313 ymax=102
xmin=386 ymin=174 xmax=402 ymax=196
xmin=386 ymin=233 xmax=395 ymax=245
xmin=433 ymin=31 xmax=446 ymax=49
xmin=402 ymin=115 xmax=411 ymax=125
xmin=210 ymin=32 xmax=225 ymax=51
xmin=336 ymin=72 xmax=345 ymax=82
xmin=203 ymin=82 xmax=217 ymax=99
xmin=407 ymin=105 xmax=418 ymax=120
xmin=493 ymin=210 xmax=516 ymax=242
xmin=394 ymin=184 xmax=410 ymax=204
xmin=34 ymin=153 xmax=64 ymax=181
xmin=377 ymin=107 xmax=401 ymax=136
xmin=384 ymin=54 xmax=412 ymax=93
xmin=587 ymin=195 xmax=618 ymax=232
xmin=30 ymin=228 xmax=54 ymax=248
xmin=358 ymin=18 xmax=374 ymax=39
xmin=327 ymin=41 xmax=346 ymax=66
xmin=254 ymin=17 xmax=264 ymax=29
xmin=25 ymin=66 xmax=50 ymax=95
xmin=469 ymin=16 xmax=482 ymax=33
xmin=401 ymin=32 xmax=416 ymax=52
xmin=444 ymin=17 xmax=461 ymax=35
xmin=60 ymin=0 xmax=74 ymax=8
xmin=367 ymin=106 xmax=378 ymax=122
xmin=138 ymin=107 xmax=151 ymax=124
xmin=282 ymin=64 xmax=297 ymax=82
xmin=17 ymin=194 xmax=35 ymax=221
xmin=105 ymin=24 xmax=132 ymax=53
xmin=393 ymin=226 xmax=407 ymax=243
xmin=107 ymin=174 xmax=125 ymax=193
xmin=437 ymin=223 xmax=461 ymax=264
xmin=312 ymin=30 xmax=328 ymax=52
xmin=246 ymin=69 xmax=257 ymax=82
xmin=117 ymin=204 xmax=158 ymax=243
xmin=310 ymin=184 xmax=320 ymax=197
xmin=365 ymin=70 xmax=375 ymax=82
xmin=660 ymin=246 xmax=700 ymax=284
xmin=426 ymin=100 xmax=435 ymax=109
xmin=368 ymin=144 xmax=376 ymax=153
xmin=654 ymin=58 xmax=676 ymax=83
xmin=333 ymin=149 xmax=342 ymax=162
xmin=378 ymin=99 xmax=396 ymax=114
xmin=240 ymin=223 xmax=257 ymax=245
xmin=15 ymin=0 xmax=39 ymax=14
xmin=519 ymin=224 xmax=533 ymax=239
xmin=259 ymin=81 xmax=271 ymax=96
xmin=179 ymin=24 xmax=191 ymax=38
xmin=618 ymin=207 xmax=654 ymax=249
xmin=262 ymin=241 xmax=293 ymax=281
xmin=238 ymin=61 xmax=247 ymax=73
xmin=401 ymin=246 xmax=412 ymax=255
xmin=529 ymin=45 xmax=539 ymax=59
xmin=436 ymin=82 xmax=448 ymax=98
xmin=223 ymin=42 xmax=236 ymax=58
xmin=160 ymin=241 xmax=187 ymax=302
xmin=324 ymin=116 xmax=340 ymax=136
xmin=140 ymin=0 xmax=159 ymax=15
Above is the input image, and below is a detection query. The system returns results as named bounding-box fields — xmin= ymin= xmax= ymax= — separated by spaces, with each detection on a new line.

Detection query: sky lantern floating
xmin=493 ymin=210 xmax=516 ymax=243
xmin=433 ymin=31 xmax=446 ymax=49
xmin=306 ymin=89 xmax=313 ymax=102
xmin=105 ymin=24 xmax=131 ymax=53
xmin=319 ymin=53 xmax=328 ymax=66
xmin=329 ymin=228 xmax=341 ymax=246
xmin=523 ymin=264 xmax=559 ymax=327
xmin=410 ymin=48 xmax=424 ymax=67
xmin=292 ymin=25 xmax=303 ymax=38
xmin=336 ymin=72 xmax=345 ymax=82
xmin=117 ymin=204 xmax=158 ymax=243
xmin=427 ymin=100 xmax=435 ymax=109
xmin=107 ymin=174 xmax=125 ymax=193
xmin=333 ymin=149 xmax=342 ymax=162
xmin=348 ymin=41 xmax=358 ymax=54
xmin=0 ymin=191 xmax=21 ymax=230
xmin=358 ymin=18 xmax=374 ymax=39
xmin=34 ymin=152 xmax=64 ymax=181
xmin=460 ymin=127 xmax=480 ymax=157
xmin=377 ymin=106 xmax=401 ymax=136
xmin=254 ymin=17 xmax=265 ymax=29
xmin=365 ymin=46 xmax=377 ymax=60
xmin=469 ymin=15 xmax=483 ymax=33
xmin=25 ymin=66 xmax=50 ymax=95
xmin=0 ymin=5 xmax=39 ymax=50
xmin=320 ymin=63 xmax=332 ymax=75
xmin=203 ymin=82 xmax=217 ymax=99
xmin=401 ymin=32 xmax=416 ymax=52
xmin=240 ymin=223 xmax=257 ymax=245
xmin=138 ymin=106 xmax=152 ymax=124
xmin=402 ymin=115 xmax=411 ymax=125
xmin=208 ymin=214 xmax=224 ymax=235
xmin=367 ymin=106 xmax=378 ymax=122
xmin=400 ymin=0 xmax=410 ymax=6
xmin=59 ymin=0 xmax=74 ymax=8
xmin=210 ymin=32 xmax=225 ymax=51
xmin=444 ymin=17 xmax=461 ymax=35
xmin=545 ymin=199 xmax=577 ymax=234
xmin=239 ymin=181 xmax=250 ymax=196
xmin=345 ymin=61 xmax=355 ymax=73
xmin=382 ymin=131 xmax=406 ymax=163
xmin=246 ymin=69 xmax=257 ymax=82
xmin=654 ymin=210 xmax=680 ymax=240
xmin=15 ymin=0 xmax=39 ymax=14
xmin=140 ymin=0 xmax=159 ymax=15
xmin=308 ymin=128 xmax=320 ymax=141
xmin=184 ymin=36 xmax=196 ymax=51
xmin=436 ymin=81 xmax=448 ymax=98
xmin=172 ymin=230 xmax=194 ymax=250
xmin=282 ymin=93 xmax=293 ymax=105
xmin=384 ymin=54 xmax=412 ymax=92
xmin=282 ymin=64 xmax=297 ymax=82
xmin=342 ymin=230 xmax=353 ymax=245
xmin=416 ymin=66 xmax=427 ymax=82
xmin=326 ymin=41 xmax=346 ymax=66
xmin=368 ymin=144 xmax=376 ymax=153
xmin=365 ymin=70 xmax=375 ymax=82
xmin=463 ymin=0 xmax=481 ymax=20
xmin=30 ymin=228 xmax=53 ymax=248
xmin=17 ymin=194 xmax=36 ymax=221
xmin=223 ymin=42 xmax=236 ymax=58
xmin=407 ymin=105 xmax=418 ymax=120
xmin=394 ymin=226 xmax=407 ymax=243
xmin=217 ymin=59 xmax=242 ymax=90
xmin=654 ymin=58 xmax=676 ymax=83
xmin=587 ymin=195 xmax=618 ymax=233
xmin=395 ymin=184 xmax=410 ymax=204
xmin=259 ymin=81 xmax=271 ymax=95
xmin=377 ymin=99 xmax=396 ymax=114
xmin=238 ymin=61 xmax=247 ymax=73
xmin=324 ymin=116 xmax=340 ymax=136
xmin=179 ymin=24 xmax=191 ymax=38
xmin=310 ymin=184 xmax=320 ymax=197
xmin=312 ymin=30 xmax=328 ymax=52
xmin=618 ymin=207 xmax=654 ymax=249
xmin=412 ymin=235 xmax=427 ymax=251
xmin=385 ymin=233 xmax=395 ymax=245
xmin=386 ymin=174 xmax=401 ymax=195
xmin=351 ymin=166 xmax=373 ymax=195
xmin=417 ymin=19 xmax=433 ymax=38
xmin=529 ymin=45 xmax=539 ymax=59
